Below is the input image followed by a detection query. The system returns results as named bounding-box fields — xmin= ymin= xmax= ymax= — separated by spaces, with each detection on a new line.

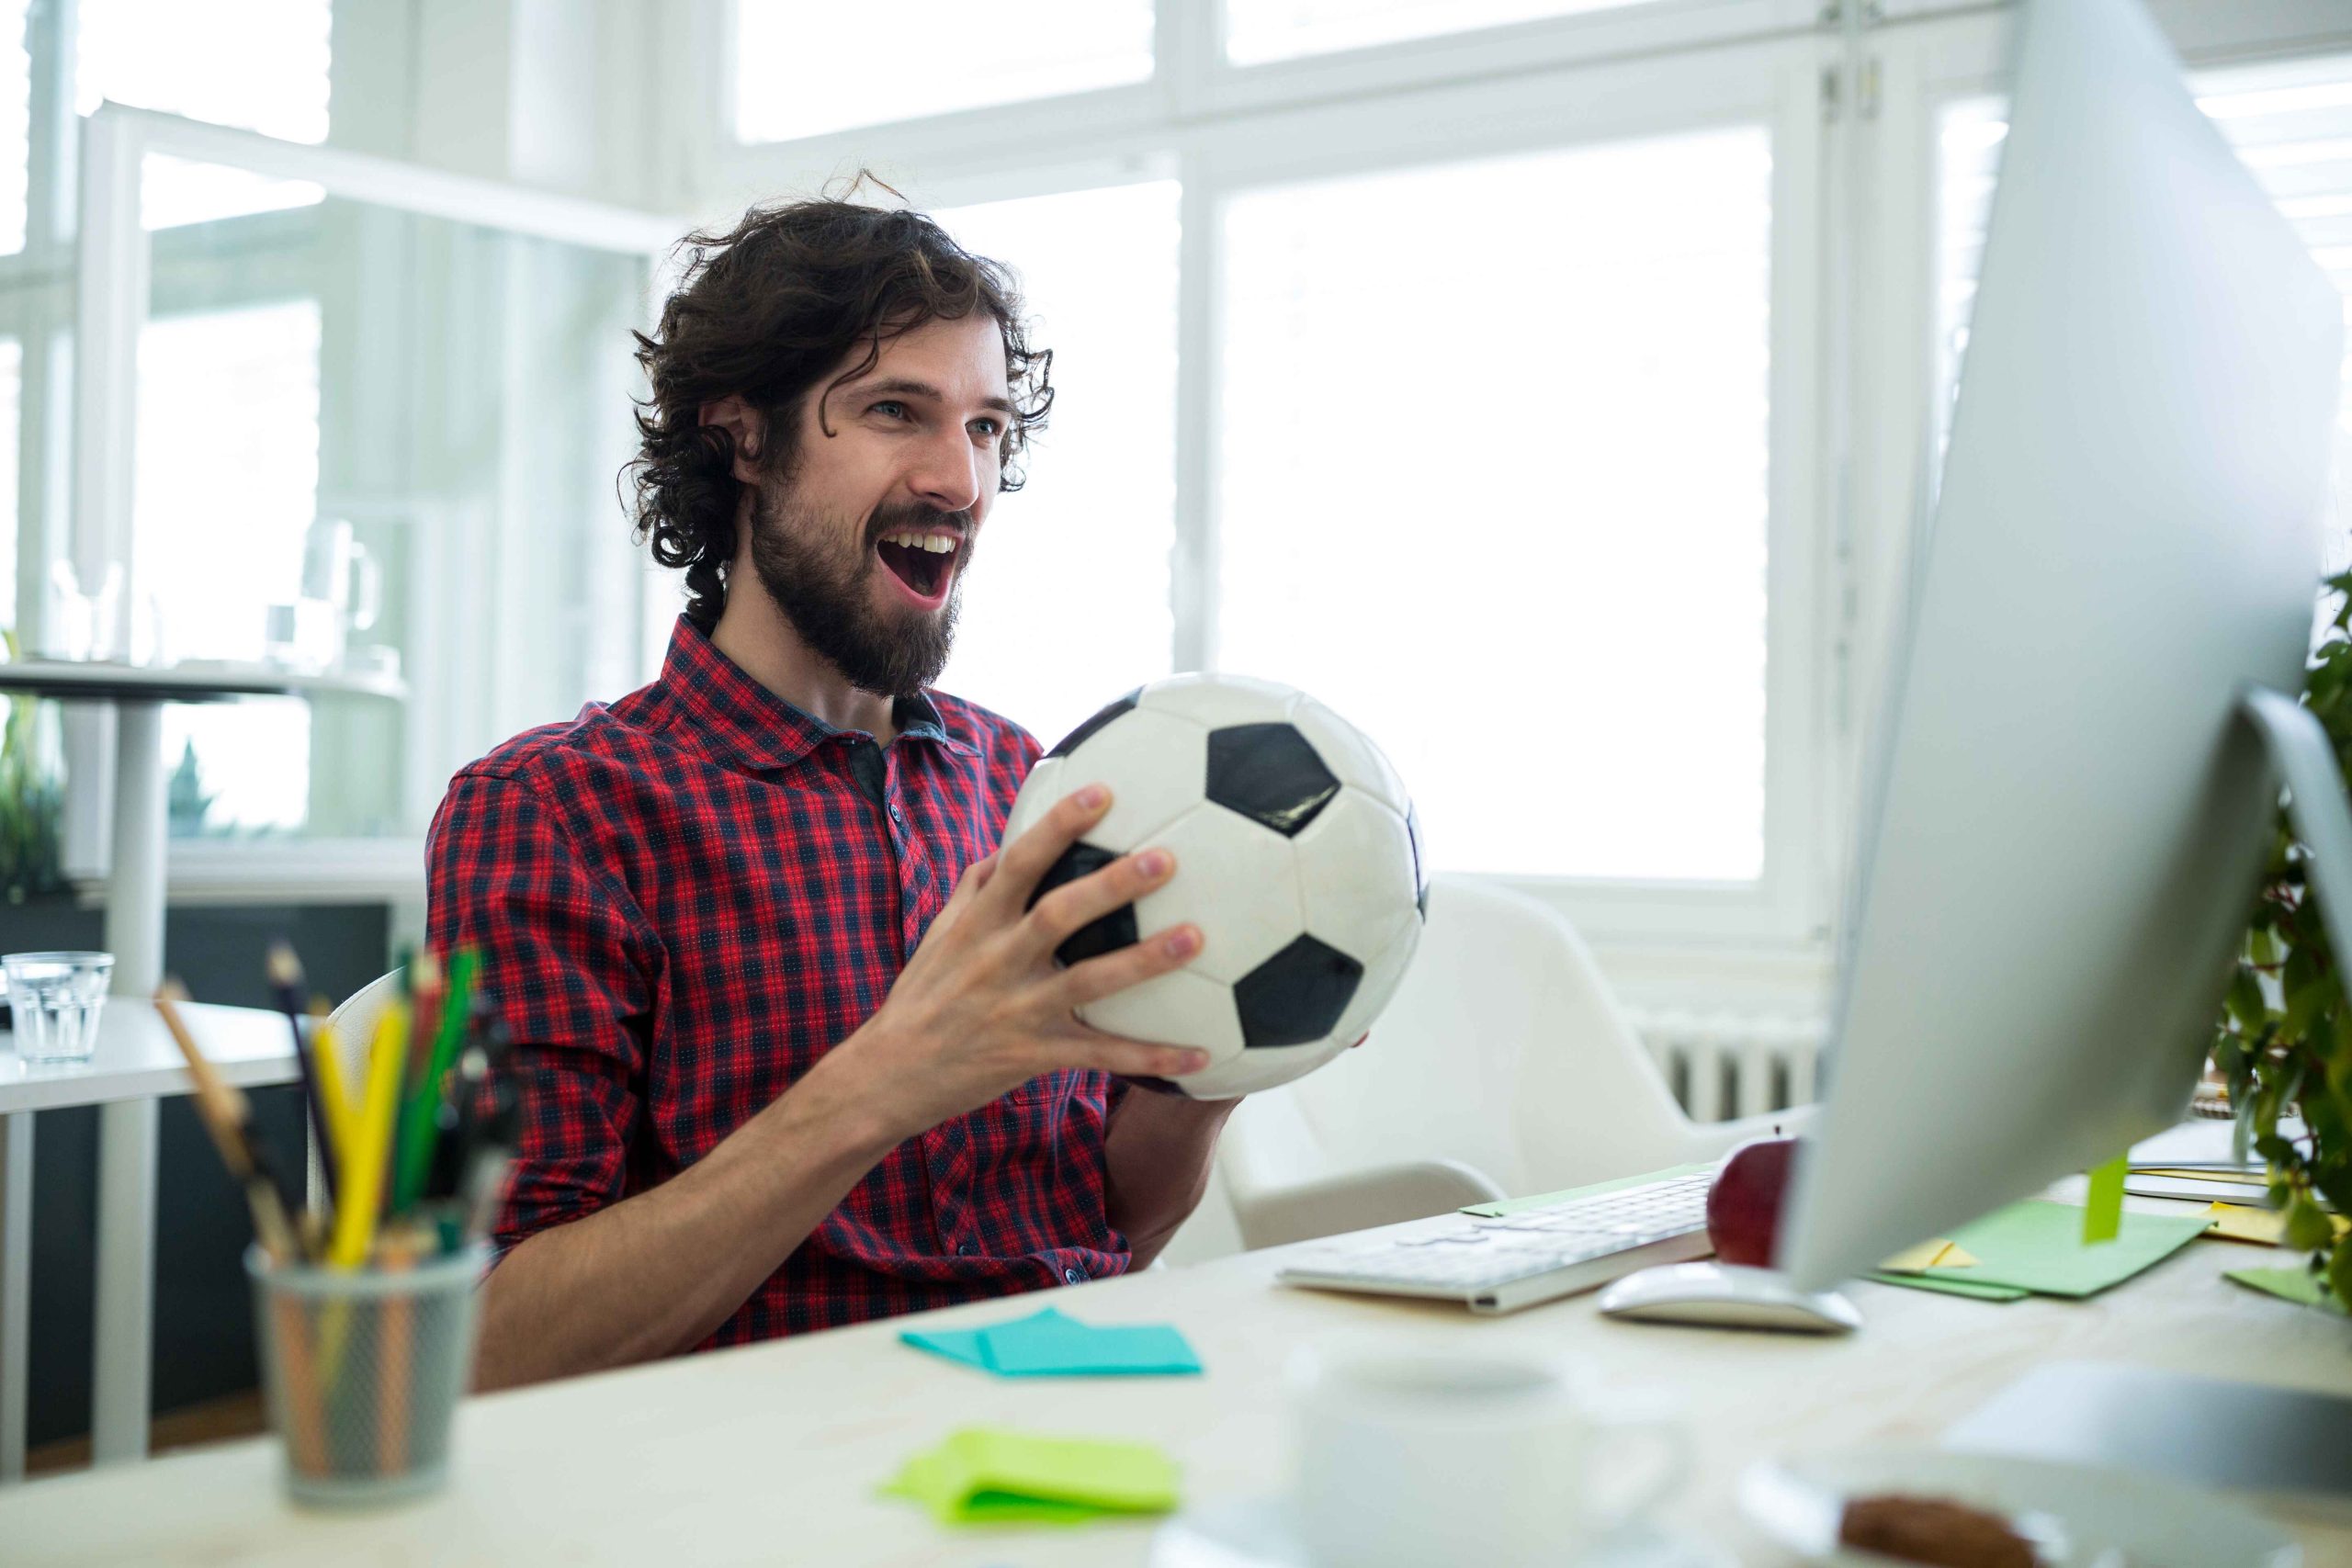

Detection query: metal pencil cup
xmin=246 ymin=1245 xmax=488 ymax=1506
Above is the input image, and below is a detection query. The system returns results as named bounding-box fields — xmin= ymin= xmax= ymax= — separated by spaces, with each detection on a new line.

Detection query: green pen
xmin=390 ymin=949 xmax=480 ymax=1213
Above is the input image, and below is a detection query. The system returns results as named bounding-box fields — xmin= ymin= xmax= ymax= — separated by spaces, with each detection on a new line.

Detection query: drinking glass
xmin=3 ymin=950 xmax=114 ymax=1062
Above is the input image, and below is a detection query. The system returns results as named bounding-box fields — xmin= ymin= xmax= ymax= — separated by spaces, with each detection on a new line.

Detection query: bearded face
xmin=743 ymin=472 xmax=973 ymax=700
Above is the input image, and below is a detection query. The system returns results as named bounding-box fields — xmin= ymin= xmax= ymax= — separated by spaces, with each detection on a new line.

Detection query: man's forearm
xmin=1102 ymin=1088 xmax=1238 ymax=1268
xmin=473 ymin=1047 xmax=899 ymax=1392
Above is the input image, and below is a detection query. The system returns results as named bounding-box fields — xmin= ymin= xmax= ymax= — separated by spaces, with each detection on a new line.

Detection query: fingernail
xmin=1136 ymin=849 xmax=1171 ymax=878
xmin=1077 ymin=784 xmax=1108 ymax=809
xmin=1178 ymin=1051 xmax=1212 ymax=1073
xmin=1164 ymin=926 xmax=1200 ymax=958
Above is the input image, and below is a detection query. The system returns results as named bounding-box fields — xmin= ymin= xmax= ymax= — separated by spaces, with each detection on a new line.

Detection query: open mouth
xmin=876 ymin=528 xmax=961 ymax=604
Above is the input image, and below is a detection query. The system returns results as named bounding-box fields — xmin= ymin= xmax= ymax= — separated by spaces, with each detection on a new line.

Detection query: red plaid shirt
xmin=425 ymin=616 xmax=1131 ymax=1347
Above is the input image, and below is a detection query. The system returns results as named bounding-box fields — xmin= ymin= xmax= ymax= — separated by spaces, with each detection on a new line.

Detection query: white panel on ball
xmin=1285 ymin=694 xmax=1407 ymax=813
xmin=1177 ymin=1036 xmax=1352 ymax=1100
xmin=1135 ymin=671 xmax=1295 ymax=728
xmin=1293 ymin=786 xmax=1419 ymax=962
xmin=1004 ymin=754 xmax=1069 ymax=845
xmin=1059 ymin=707 xmax=1208 ymax=852
xmin=1132 ymin=803 xmax=1306 ymax=984
xmin=1080 ymin=965 xmax=1245 ymax=1058
xmin=1329 ymin=915 xmax=1424 ymax=1049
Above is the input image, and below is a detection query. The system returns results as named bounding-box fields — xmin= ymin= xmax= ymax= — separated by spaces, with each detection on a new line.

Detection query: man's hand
xmin=820 ymin=784 xmax=1210 ymax=1143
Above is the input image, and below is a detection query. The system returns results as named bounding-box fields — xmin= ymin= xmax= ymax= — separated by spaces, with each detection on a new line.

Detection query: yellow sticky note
xmin=1880 ymin=1238 xmax=1981 ymax=1272
xmin=2205 ymin=1201 xmax=2350 ymax=1247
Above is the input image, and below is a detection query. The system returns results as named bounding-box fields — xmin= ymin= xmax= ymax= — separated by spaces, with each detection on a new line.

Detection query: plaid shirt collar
xmin=650 ymin=615 xmax=973 ymax=771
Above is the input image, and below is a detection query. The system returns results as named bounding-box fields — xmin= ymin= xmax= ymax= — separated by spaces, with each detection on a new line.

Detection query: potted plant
xmin=2213 ymin=569 xmax=2352 ymax=1312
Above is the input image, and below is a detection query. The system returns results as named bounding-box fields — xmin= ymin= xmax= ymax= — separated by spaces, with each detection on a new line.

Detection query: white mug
xmin=1291 ymin=1342 xmax=1688 ymax=1568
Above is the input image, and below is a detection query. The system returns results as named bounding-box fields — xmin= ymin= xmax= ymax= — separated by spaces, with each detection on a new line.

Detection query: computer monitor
xmin=1779 ymin=0 xmax=2346 ymax=1292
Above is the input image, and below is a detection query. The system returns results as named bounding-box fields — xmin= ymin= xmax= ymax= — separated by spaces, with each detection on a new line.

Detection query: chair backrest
xmin=1251 ymin=874 xmax=1702 ymax=1199
xmin=324 ymin=967 xmax=407 ymax=1089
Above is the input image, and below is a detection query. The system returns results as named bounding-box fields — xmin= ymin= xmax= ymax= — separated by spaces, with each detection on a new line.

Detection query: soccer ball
xmin=1005 ymin=674 xmax=1428 ymax=1100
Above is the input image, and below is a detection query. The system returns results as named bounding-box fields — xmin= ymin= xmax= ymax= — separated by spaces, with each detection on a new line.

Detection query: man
xmin=426 ymin=194 xmax=1237 ymax=1392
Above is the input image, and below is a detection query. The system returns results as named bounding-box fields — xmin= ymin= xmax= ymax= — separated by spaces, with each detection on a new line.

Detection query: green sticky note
xmin=901 ymin=1309 xmax=1203 ymax=1377
xmin=2083 ymin=1154 xmax=2128 ymax=1244
xmin=1865 ymin=1271 xmax=2031 ymax=1301
xmin=1942 ymin=1199 xmax=2207 ymax=1297
xmin=1462 ymin=1163 xmax=1716 ymax=1218
xmin=880 ymin=1427 xmax=1180 ymax=1527
xmin=2225 ymin=1265 xmax=2349 ymax=1314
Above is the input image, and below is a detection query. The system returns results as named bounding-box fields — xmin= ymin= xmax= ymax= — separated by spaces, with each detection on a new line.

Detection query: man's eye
xmin=972 ymin=419 xmax=1002 ymax=438
xmin=872 ymin=400 xmax=908 ymax=420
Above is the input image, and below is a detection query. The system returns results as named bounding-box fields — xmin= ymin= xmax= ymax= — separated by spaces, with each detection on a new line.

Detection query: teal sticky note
xmin=899 ymin=1325 xmax=993 ymax=1369
xmin=979 ymin=1309 xmax=1202 ymax=1376
xmin=902 ymin=1308 xmax=1203 ymax=1377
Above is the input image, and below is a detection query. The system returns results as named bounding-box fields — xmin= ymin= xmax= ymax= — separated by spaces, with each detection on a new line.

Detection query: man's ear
xmin=697 ymin=396 xmax=766 ymax=485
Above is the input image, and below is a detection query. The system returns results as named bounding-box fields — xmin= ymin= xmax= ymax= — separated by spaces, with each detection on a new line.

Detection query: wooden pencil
xmin=153 ymin=983 xmax=302 ymax=1266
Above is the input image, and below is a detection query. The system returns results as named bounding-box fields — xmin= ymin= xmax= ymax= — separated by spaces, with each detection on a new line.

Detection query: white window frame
xmin=59 ymin=103 xmax=682 ymax=901
xmin=695 ymin=0 xmax=1837 ymax=948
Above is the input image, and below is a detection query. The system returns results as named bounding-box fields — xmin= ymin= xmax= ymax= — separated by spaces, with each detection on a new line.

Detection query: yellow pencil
xmin=308 ymin=1010 xmax=357 ymax=1168
xmin=329 ymin=999 xmax=409 ymax=1270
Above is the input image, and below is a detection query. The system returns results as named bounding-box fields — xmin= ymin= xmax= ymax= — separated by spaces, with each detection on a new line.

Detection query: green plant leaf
xmin=2228 ymin=966 xmax=2268 ymax=1031
xmin=2286 ymin=1194 xmax=2335 ymax=1253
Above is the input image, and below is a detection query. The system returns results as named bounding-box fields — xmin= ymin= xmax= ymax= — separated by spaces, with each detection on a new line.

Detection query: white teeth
xmin=882 ymin=531 xmax=957 ymax=554
xmin=922 ymin=535 xmax=956 ymax=554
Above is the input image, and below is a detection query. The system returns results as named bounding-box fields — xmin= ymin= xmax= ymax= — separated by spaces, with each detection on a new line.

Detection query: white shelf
xmin=0 ymin=659 xmax=407 ymax=705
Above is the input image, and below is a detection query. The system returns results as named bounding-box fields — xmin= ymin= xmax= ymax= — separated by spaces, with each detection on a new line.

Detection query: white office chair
xmin=301 ymin=968 xmax=407 ymax=1208
xmin=324 ymin=967 xmax=407 ymax=1081
xmin=1215 ymin=874 xmax=1811 ymax=1250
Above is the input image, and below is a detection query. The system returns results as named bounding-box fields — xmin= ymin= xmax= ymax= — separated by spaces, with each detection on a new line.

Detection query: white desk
xmin=0 ymin=1001 xmax=297 ymax=1483
xmin=0 ymin=660 xmax=399 ymax=1470
xmin=1 ymin=1195 xmax=2346 ymax=1565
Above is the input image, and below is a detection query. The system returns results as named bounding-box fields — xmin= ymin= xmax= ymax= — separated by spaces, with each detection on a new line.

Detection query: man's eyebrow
xmin=844 ymin=377 xmax=1016 ymax=416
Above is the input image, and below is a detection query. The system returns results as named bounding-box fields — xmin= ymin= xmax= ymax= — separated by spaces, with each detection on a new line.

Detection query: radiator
xmin=1627 ymin=1008 xmax=1828 ymax=1123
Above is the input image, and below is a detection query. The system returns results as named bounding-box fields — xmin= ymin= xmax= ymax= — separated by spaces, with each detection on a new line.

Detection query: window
xmin=135 ymin=299 xmax=318 ymax=835
xmin=1217 ymin=128 xmax=1774 ymax=879
xmin=79 ymin=0 xmax=331 ymax=229
xmin=933 ymin=181 xmax=1182 ymax=747
xmin=730 ymin=0 xmax=1153 ymax=143
xmin=1936 ymin=57 xmax=2352 ymax=562
xmin=1224 ymin=0 xmax=1666 ymax=65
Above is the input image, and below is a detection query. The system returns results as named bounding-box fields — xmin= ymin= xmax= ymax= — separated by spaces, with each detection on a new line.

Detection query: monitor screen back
xmin=1780 ymin=0 xmax=2344 ymax=1291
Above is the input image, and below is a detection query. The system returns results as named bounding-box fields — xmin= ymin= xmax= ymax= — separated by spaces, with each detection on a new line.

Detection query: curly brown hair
xmin=626 ymin=177 xmax=1054 ymax=630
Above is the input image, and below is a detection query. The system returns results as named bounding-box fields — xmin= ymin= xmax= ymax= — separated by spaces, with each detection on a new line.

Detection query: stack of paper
xmin=880 ymin=1427 xmax=1181 ymax=1526
xmin=1866 ymin=1200 xmax=2211 ymax=1302
xmin=900 ymin=1307 xmax=1203 ymax=1377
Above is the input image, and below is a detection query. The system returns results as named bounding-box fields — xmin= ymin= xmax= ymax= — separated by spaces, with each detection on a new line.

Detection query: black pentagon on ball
xmin=1026 ymin=840 xmax=1138 ymax=965
xmin=1233 ymin=934 xmax=1363 ymax=1049
xmin=1205 ymin=723 xmax=1340 ymax=837
xmin=1045 ymin=687 xmax=1143 ymax=760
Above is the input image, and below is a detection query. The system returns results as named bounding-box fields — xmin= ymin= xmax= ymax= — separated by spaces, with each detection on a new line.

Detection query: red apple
xmin=1707 ymin=1135 xmax=1801 ymax=1267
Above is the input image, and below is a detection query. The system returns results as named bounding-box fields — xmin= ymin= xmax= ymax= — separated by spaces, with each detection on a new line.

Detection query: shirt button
xmin=1063 ymin=1266 xmax=1085 ymax=1285
xmin=889 ymin=804 xmax=903 ymax=823
xmin=956 ymin=1241 xmax=977 ymax=1258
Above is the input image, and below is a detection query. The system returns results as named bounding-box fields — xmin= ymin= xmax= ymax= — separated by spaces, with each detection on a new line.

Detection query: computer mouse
xmin=1595 ymin=1262 xmax=1862 ymax=1334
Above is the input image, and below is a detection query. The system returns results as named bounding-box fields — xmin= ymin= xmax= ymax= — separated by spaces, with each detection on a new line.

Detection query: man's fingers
xmin=983 ymin=784 xmax=1113 ymax=913
xmin=924 ymin=852 xmax=999 ymax=943
xmin=1024 ymin=846 xmax=1177 ymax=956
xmin=1049 ymin=922 xmax=1202 ymax=1010
xmin=1065 ymin=1027 xmax=1211 ymax=1082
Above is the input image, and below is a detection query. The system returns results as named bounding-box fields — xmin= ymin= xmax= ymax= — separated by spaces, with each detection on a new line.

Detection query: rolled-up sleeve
xmin=425 ymin=767 xmax=659 ymax=1256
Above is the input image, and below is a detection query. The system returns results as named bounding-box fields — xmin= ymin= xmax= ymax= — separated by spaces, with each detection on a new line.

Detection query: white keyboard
xmin=1275 ymin=1170 xmax=1717 ymax=1315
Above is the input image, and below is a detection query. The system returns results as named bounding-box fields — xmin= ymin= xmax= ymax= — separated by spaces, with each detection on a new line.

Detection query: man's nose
xmin=906 ymin=426 xmax=985 ymax=515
